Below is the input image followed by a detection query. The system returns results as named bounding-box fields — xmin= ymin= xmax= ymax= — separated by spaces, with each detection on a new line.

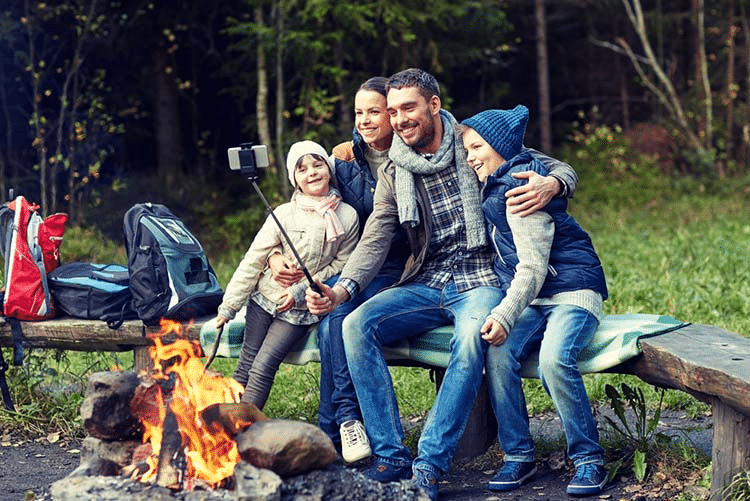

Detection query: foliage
xmin=222 ymin=0 xmax=512 ymax=150
xmin=0 ymin=1 xmax=129 ymax=218
xmin=57 ymin=226 xmax=128 ymax=264
xmin=722 ymin=471 xmax=750 ymax=501
xmin=0 ymin=348 xmax=120 ymax=437
xmin=604 ymin=383 xmax=669 ymax=482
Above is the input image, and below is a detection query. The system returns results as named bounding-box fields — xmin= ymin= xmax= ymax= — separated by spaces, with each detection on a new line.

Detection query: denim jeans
xmin=486 ymin=304 xmax=604 ymax=467
xmin=317 ymin=269 xmax=402 ymax=445
xmin=343 ymin=280 xmax=503 ymax=474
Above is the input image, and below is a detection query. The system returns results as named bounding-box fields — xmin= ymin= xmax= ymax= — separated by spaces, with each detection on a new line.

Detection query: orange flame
xmin=139 ymin=319 xmax=244 ymax=488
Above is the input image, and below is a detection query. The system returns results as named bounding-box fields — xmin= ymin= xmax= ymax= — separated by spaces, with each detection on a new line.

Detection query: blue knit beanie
xmin=461 ymin=105 xmax=529 ymax=161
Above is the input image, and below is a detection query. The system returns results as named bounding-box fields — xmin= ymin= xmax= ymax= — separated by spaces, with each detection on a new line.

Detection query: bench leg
xmin=434 ymin=369 xmax=497 ymax=461
xmin=710 ymin=397 xmax=750 ymax=498
xmin=133 ymin=346 xmax=151 ymax=374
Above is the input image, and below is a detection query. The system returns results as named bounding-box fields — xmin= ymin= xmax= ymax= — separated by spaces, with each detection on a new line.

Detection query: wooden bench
xmin=1 ymin=317 xmax=749 ymax=498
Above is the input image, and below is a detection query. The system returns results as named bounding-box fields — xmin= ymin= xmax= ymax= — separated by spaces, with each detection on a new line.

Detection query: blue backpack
xmin=48 ymin=262 xmax=138 ymax=329
xmin=123 ymin=203 xmax=223 ymax=326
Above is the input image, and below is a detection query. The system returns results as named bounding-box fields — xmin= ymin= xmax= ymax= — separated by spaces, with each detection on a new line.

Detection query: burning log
xmin=70 ymin=322 xmax=344 ymax=497
xmin=200 ymin=402 xmax=268 ymax=437
xmin=154 ymin=410 xmax=186 ymax=490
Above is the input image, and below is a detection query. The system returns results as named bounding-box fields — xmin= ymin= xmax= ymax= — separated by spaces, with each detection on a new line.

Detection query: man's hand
xmin=480 ymin=317 xmax=508 ymax=346
xmin=268 ymin=253 xmax=305 ymax=287
xmin=506 ymin=171 xmax=562 ymax=217
xmin=305 ymin=280 xmax=349 ymax=316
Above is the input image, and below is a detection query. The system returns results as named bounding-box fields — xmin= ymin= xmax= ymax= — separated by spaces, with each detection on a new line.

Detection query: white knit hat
xmin=286 ymin=140 xmax=335 ymax=187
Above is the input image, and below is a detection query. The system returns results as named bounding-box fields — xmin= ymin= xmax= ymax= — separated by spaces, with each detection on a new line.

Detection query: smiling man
xmin=306 ymin=68 xmax=577 ymax=501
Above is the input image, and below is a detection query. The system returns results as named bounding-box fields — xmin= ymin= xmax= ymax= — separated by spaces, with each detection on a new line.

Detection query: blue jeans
xmin=317 ymin=269 xmax=402 ymax=445
xmin=486 ymin=304 xmax=604 ymax=467
xmin=343 ymin=280 xmax=503 ymax=475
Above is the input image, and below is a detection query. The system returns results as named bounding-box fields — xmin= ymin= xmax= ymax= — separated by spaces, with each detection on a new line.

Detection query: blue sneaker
xmin=487 ymin=461 xmax=537 ymax=491
xmin=412 ymin=468 xmax=439 ymax=501
xmin=567 ymin=463 xmax=607 ymax=496
xmin=361 ymin=457 xmax=412 ymax=483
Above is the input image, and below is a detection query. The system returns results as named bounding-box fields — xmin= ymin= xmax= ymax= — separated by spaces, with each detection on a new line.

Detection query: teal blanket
xmin=199 ymin=313 xmax=687 ymax=377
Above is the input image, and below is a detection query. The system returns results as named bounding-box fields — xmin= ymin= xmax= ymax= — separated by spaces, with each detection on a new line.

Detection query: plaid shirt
xmin=414 ymin=164 xmax=498 ymax=292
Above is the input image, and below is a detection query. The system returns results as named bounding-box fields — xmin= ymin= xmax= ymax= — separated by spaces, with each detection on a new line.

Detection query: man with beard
xmin=306 ymin=68 xmax=577 ymax=501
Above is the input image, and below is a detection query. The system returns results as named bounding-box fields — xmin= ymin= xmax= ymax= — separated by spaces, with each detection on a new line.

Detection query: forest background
xmin=2 ymin=0 xmax=749 ymax=248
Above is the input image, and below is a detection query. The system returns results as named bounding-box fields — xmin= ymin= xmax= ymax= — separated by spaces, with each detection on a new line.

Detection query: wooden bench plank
xmin=0 ymin=318 xmax=148 ymax=352
xmin=0 ymin=318 xmax=204 ymax=359
xmin=628 ymin=323 xmax=750 ymax=415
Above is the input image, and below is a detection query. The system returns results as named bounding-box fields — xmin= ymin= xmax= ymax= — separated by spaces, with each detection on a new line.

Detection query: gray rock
xmin=233 ymin=461 xmax=283 ymax=501
xmin=236 ymin=420 xmax=337 ymax=477
xmin=80 ymin=371 xmax=142 ymax=440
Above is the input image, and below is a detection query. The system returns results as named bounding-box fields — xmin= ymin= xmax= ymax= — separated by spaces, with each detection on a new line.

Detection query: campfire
xmin=45 ymin=321 xmax=430 ymax=500
xmin=67 ymin=320 xmax=341 ymax=497
xmin=130 ymin=320 xmax=248 ymax=489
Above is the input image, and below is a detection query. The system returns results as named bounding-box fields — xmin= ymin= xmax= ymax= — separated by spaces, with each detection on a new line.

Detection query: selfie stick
xmin=246 ymin=179 xmax=322 ymax=295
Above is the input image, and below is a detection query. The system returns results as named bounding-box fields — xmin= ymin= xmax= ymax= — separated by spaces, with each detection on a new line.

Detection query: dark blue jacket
xmin=332 ymin=129 xmax=409 ymax=273
xmin=483 ymin=150 xmax=608 ymax=300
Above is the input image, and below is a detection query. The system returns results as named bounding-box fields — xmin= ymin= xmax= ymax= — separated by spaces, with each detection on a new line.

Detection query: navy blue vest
xmin=483 ymin=151 xmax=608 ymax=299
xmin=334 ymin=129 xmax=409 ymax=271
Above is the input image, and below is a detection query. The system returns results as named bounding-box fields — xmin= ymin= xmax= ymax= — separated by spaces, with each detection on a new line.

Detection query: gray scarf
xmin=389 ymin=110 xmax=486 ymax=249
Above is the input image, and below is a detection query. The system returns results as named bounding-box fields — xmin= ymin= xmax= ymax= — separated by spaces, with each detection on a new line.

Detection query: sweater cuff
xmin=218 ymin=304 xmax=237 ymax=321
xmin=549 ymin=174 xmax=568 ymax=198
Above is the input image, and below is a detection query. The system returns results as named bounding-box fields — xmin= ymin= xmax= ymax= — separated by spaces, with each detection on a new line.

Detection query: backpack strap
xmin=104 ymin=303 xmax=129 ymax=330
xmin=8 ymin=318 xmax=24 ymax=366
xmin=0 ymin=345 xmax=15 ymax=411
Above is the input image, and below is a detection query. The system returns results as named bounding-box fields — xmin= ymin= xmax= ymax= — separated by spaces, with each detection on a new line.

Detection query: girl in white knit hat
xmin=216 ymin=140 xmax=359 ymax=408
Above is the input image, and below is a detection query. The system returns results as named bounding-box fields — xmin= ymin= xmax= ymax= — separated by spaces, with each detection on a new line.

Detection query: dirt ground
xmin=0 ymin=409 xmax=713 ymax=501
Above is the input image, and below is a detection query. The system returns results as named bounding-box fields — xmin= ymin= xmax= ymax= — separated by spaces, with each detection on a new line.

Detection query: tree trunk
xmin=695 ymin=0 xmax=714 ymax=154
xmin=618 ymin=55 xmax=630 ymax=130
xmin=333 ymin=37 xmax=350 ymax=141
xmin=535 ymin=0 xmax=551 ymax=153
xmin=725 ymin=0 xmax=736 ymax=175
xmin=25 ymin=0 xmax=49 ymax=214
xmin=254 ymin=5 xmax=275 ymax=188
xmin=151 ymin=47 xmax=184 ymax=189
xmin=741 ymin=1 xmax=750 ymax=172
xmin=273 ymin=3 xmax=288 ymax=198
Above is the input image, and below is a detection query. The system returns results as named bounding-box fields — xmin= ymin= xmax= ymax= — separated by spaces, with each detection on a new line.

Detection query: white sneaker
xmin=340 ymin=420 xmax=371 ymax=463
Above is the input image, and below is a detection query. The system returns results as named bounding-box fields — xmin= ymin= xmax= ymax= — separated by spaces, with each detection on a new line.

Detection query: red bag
xmin=0 ymin=196 xmax=68 ymax=320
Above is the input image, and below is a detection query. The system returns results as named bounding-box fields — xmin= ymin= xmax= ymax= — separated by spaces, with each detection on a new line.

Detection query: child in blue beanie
xmin=459 ymin=105 xmax=609 ymax=496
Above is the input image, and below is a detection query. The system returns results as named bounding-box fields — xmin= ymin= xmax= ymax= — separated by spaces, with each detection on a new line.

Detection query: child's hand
xmin=215 ymin=315 xmax=229 ymax=330
xmin=480 ymin=317 xmax=508 ymax=346
xmin=268 ymin=253 xmax=305 ymax=287
xmin=276 ymin=291 xmax=295 ymax=312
